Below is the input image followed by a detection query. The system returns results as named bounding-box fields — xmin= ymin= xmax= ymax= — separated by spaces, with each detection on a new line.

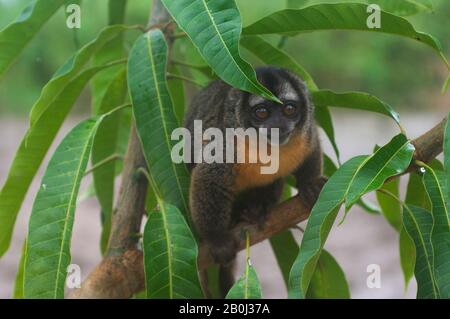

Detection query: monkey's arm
xmin=293 ymin=140 xmax=327 ymax=208
xmin=189 ymin=163 xmax=238 ymax=264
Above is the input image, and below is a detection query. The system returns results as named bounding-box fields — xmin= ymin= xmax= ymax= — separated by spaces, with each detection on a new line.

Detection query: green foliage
xmin=288 ymin=156 xmax=366 ymax=298
xmin=161 ymin=0 xmax=279 ymax=102
xmin=403 ymin=205 xmax=438 ymax=298
xmin=0 ymin=26 xmax=129 ymax=257
xmin=24 ymin=118 xmax=101 ymax=298
xmin=143 ymin=202 xmax=203 ymax=299
xmin=422 ymin=167 xmax=450 ymax=298
xmin=306 ymin=250 xmax=350 ymax=299
xmin=128 ymin=30 xmax=190 ymax=215
xmin=0 ymin=0 xmax=448 ymax=300
xmin=226 ymin=260 xmax=263 ymax=299
xmin=0 ymin=0 xmax=70 ymax=77
xmin=377 ymin=179 xmax=402 ymax=230
xmin=243 ymin=3 xmax=447 ymax=66
xmin=226 ymin=233 xmax=263 ymax=299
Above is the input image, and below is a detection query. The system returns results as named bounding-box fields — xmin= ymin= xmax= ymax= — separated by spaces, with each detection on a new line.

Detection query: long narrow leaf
xmin=143 ymin=202 xmax=203 ymax=298
xmin=312 ymin=90 xmax=401 ymax=126
xmin=403 ymin=205 xmax=438 ymax=298
xmin=306 ymin=250 xmax=350 ymax=299
xmin=377 ymin=179 xmax=402 ymax=231
xmin=399 ymin=225 xmax=416 ymax=290
xmin=0 ymin=0 xmax=70 ymax=77
xmin=226 ymin=259 xmax=262 ymax=299
xmin=13 ymin=239 xmax=27 ymax=299
xmin=288 ymin=156 xmax=367 ymax=298
xmin=24 ymin=118 xmax=101 ymax=298
xmin=0 ymin=62 xmax=121 ymax=258
xmin=128 ymin=30 xmax=190 ymax=214
xmin=346 ymin=134 xmax=414 ymax=208
xmin=160 ymin=0 xmax=279 ymax=102
xmin=243 ymin=3 xmax=448 ymax=68
xmin=423 ymin=168 xmax=450 ymax=298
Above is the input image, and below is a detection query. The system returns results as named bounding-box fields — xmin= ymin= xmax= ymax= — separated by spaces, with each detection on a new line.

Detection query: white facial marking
xmin=248 ymin=95 xmax=265 ymax=107
xmin=279 ymin=82 xmax=298 ymax=101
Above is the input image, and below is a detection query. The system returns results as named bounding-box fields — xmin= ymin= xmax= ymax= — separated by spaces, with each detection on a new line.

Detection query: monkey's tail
xmin=219 ymin=261 xmax=236 ymax=298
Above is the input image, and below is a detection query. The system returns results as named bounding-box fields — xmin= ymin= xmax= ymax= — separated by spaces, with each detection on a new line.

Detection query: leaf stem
xmin=171 ymin=59 xmax=205 ymax=70
xmin=84 ymin=154 xmax=124 ymax=176
xmin=167 ymin=72 xmax=205 ymax=87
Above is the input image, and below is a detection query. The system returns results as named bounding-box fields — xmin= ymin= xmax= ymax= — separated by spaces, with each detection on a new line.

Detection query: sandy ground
xmin=0 ymin=110 xmax=446 ymax=299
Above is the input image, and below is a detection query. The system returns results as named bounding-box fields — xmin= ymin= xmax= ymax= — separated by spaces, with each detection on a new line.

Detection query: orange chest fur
xmin=233 ymin=134 xmax=309 ymax=192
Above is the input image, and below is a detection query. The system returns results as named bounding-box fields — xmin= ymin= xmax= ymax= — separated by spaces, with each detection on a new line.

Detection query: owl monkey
xmin=183 ymin=66 xmax=325 ymax=295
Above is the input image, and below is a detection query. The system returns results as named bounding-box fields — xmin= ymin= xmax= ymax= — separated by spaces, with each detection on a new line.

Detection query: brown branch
xmin=70 ymin=114 xmax=447 ymax=299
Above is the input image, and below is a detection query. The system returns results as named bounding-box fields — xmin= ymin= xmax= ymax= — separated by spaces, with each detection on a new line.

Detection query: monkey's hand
xmin=239 ymin=203 xmax=269 ymax=229
xmin=298 ymin=176 xmax=328 ymax=209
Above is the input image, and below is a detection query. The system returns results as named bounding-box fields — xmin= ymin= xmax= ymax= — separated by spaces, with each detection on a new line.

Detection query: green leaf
xmin=24 ymin=118 xmax=101 ymax=298
xmin=0 ymin=0 xmax=70 ymax=78
xmin=241 ymin=35 xmax=317 ymax=90
xmin=406 ymin=172 xmax=430 ymax=209
xmin=403 ymin=205 xmax=438 ymax=298
xmin=365 ymin=0 xmax=433 ymax=16
xmin=92 ymin=68 xmax=128 ymax=254
xmin=399 ymin=225 xmax=416 ymax=291
xmin=0 ymin=61 xmax=122 ymax=258
xmin=128 ymin=30 xmax=190 ymax=214
xmin=405 ymin=159 xmax=443 ymax=210
xmin=226 ymin=259 xmax=262 ymax=299
xmin=13 ymin=238 xmax=27 ymax=299
xmin=30 ymin=25 xmax=129 ymax=126
xmin=143 ymin=202 xmax=203 ymax=298
xmin=243 ymin=3 xmax=448 ymax=68
xmin=269 ymin=230 xmax=299 ymax=288
xmin=312 ymin=90 xmax=401 ymax=126
xmin=168 ymin=64 xmax=186 ymax=125
xmin=357 ymin=197 xmax=381 ymax=215
xmin=422 ymin=168 xmax=450 ymax=298
xmin=306 ymin=250 xmax=350 ymax=299
xmin=160 ymin=0 xmax=279 ymax=102
xmin=377 ymin=179 xmax=402 ymax=231
xmin=109 ymin=0 xmax=127 ymax=25
xmin=288 ymin=155 xmax=367 ymax=298
xmin=346 ymin=134 xmax=414 ymax=208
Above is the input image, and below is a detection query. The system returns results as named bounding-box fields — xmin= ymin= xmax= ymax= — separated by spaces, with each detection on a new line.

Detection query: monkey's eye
xmin=283 ymin=103 xmax=297 ymax=117
xmin=254 ymin=106 xmax=269 ymax=120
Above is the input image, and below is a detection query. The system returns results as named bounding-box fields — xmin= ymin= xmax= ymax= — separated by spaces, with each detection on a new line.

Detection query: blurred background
xmin=0 ymin=0 xmax=449 ymax=298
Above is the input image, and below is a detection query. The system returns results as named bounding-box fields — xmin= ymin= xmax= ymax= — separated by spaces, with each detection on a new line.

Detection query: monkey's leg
xmin=294 ymin=146 xmax=327 ymax=208
xmin=190 ymin=163 xmax=238 ymax=264
xmin=233 ymin=179 xmax=284 ymax=227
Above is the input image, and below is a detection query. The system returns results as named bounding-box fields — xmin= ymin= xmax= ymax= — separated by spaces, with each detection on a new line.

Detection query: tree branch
xmin=69 ymin=113 xmax=447 ymax=298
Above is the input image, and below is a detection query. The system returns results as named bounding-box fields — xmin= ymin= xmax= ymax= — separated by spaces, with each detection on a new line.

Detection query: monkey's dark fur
xmin=184 ymin=66 xmax=325 ymax=297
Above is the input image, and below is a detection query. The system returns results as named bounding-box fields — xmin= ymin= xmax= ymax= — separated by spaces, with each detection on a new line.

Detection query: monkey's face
xmin=239 ymin=67 xmax=312 ymax=145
